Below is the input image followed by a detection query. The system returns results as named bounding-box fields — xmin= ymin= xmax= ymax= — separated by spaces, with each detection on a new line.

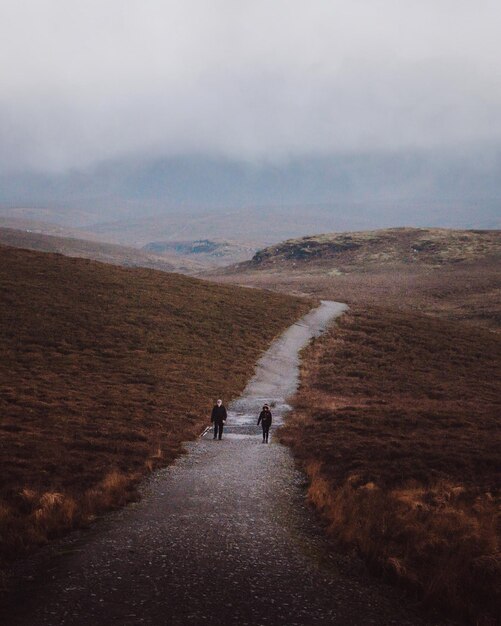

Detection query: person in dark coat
xmin=211 ymin=399 xmax=227 ymax=440
xmin=257 ymin=404 xmax=272 ymax=443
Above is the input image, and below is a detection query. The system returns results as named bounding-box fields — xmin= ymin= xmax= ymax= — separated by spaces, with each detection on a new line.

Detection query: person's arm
xmin=223 ymin=406 xmax=227 ymax=421
xmin=257 ymin=411 xmax=263 ymax=425
xmin=269 ymin=411 xmax=272 ymax=424
xmin=210 ymin=407 xmax=215 ymax=422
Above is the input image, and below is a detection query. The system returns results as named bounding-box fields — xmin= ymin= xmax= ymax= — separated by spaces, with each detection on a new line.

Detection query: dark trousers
xmin=213 ymin=421 xmax=224 ymax=439
xmin=262 ymin=424 xmax=270 ymax=442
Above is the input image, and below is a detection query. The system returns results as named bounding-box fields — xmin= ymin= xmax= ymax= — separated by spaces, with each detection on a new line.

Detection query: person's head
xmin=217 ymin=399 xmax=222 ymax=407
xmin=263 ymin=403 xmax=269 ymax=410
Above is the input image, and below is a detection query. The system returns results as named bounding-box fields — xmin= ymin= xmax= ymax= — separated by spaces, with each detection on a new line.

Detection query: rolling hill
xmin=245 ymin=227 xmax=501 ymax=269
xmin=0 ymin=244 xmax=310 ymax=580
xmin=212 ymin=227 xmax=501 ymax=331
xmin=0 ymin=224 xmax=259 ymax=271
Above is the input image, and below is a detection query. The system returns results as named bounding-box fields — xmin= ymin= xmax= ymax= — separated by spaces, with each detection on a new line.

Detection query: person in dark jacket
xmin=211 ymin=399 xmax=227 ymax=440
xmin=257 ymin=404 xmax=272 ymax=443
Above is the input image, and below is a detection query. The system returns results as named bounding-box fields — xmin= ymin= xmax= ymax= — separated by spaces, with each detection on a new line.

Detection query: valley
xmin=1 ymin=223 xmax=500 ymax=624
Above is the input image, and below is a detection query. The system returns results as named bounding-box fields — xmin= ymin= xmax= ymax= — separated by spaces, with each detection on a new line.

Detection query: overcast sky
xmin=1 ymin=0 xmax=501 ymax=173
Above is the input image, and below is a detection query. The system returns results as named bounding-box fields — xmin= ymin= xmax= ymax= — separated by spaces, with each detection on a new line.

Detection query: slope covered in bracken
xmin=0 ymin=245 xmax=310 ymax=580
xmin=281 ymin=307 xmax=501 ymax=624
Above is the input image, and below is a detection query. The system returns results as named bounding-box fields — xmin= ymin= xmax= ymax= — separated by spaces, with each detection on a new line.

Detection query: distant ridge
xmin=0 ymin=227 xmax=201 ymax=273
xmin=209 ymin=227 xmax=501 ymax=331
xmin=242 ymin=227 xmax=501 ymax=271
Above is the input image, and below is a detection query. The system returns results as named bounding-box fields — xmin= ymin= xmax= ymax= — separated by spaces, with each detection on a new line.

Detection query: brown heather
xmin=280 ymin=307 xmax=501 ymax=624
xmin=212 ymin=261 xmax=501 ymax=333
xmin=0 ymin=244 xmax=311 ymax=582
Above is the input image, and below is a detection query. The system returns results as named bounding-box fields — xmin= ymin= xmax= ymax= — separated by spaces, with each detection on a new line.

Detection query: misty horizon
xmin=1 ymin=1 xmax=500 ymax=233
xmin=1 ymin=149 xmax=500 ymax=236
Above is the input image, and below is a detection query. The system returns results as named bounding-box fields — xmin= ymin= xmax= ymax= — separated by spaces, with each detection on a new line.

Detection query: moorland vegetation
xmin=0 ymin=244 xmax=310 ymax=584
xmin=281 ymin=307 xmax=501 ymax=624
xmin=216 ymin=227 xmax=501 ymax=331
xmin=214 ymin=226 xmax=501 ymax=622
xmin=250 ymin=227 xmax=501 ymax=267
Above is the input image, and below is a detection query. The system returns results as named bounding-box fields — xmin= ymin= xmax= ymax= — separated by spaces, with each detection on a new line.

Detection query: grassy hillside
xmin=281 ymin=307 xmax=501 ymax=624
xmin=213 ymin=228 xmax=501 ymax=331
xmin=0 ymin=245 xmax=311 ymax=579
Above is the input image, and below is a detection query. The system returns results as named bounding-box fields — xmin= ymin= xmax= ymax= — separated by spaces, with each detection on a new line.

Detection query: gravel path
xmin=1 ymin=301 xmax=453 ymax=626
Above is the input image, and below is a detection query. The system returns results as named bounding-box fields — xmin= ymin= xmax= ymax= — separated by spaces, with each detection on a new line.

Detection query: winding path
xmin=1 ymin=301 xmax=451 ymax=625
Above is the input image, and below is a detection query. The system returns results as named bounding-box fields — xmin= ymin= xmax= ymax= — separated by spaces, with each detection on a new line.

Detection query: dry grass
xmin=0 ymin=244 xmax=311 ymax=580
xmin=280 ymin=307 xmax=501 ymax=624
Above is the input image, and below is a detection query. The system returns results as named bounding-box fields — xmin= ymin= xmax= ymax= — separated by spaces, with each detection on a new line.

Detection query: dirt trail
xmin=1 ymin=301 xmax=452 ymax=626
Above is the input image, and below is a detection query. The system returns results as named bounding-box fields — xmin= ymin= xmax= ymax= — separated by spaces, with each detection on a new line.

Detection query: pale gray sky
xmin=1 ymin=0 xmax=501 ymax=172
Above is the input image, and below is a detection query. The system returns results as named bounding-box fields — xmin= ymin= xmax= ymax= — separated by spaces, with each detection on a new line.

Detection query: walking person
xmin=257 ymin=404 xmax=272 ymax=443
xmin=211 ymin=399 xmax=227 ymax=440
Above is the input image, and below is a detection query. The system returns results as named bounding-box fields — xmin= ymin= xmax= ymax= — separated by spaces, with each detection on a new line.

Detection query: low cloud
xmin=1 ymin=1 xmax=501 ymax=172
